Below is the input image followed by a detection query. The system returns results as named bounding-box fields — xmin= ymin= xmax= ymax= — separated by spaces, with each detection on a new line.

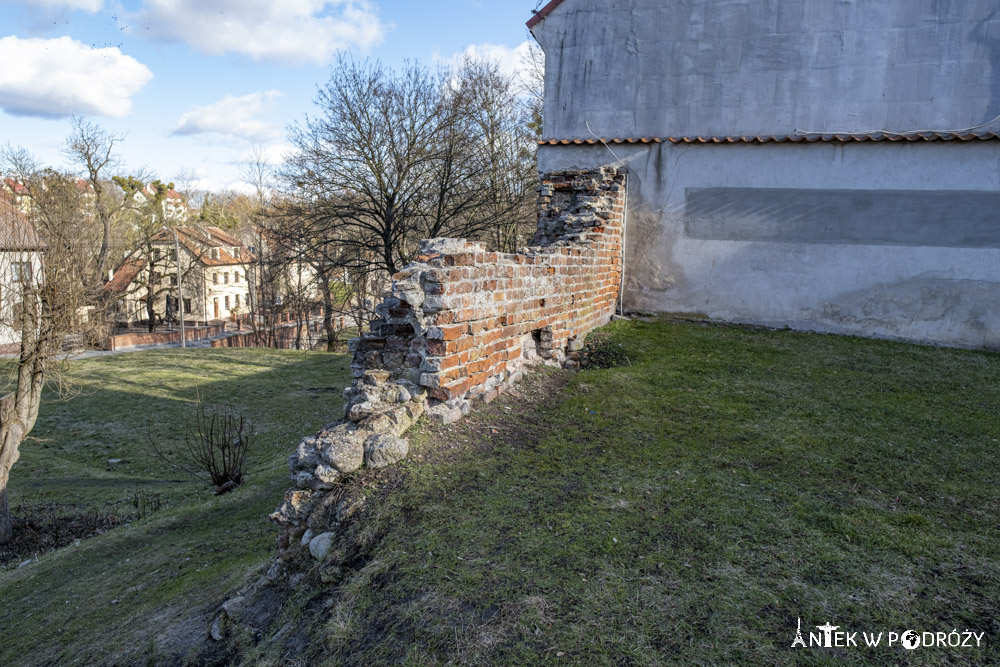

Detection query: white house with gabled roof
xmin=107 ymin=225 xmax=255 ymax=324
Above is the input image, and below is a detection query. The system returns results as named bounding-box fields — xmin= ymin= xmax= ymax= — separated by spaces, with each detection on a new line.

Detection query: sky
xmin=0 ymin=0 xmax=543 ymax=192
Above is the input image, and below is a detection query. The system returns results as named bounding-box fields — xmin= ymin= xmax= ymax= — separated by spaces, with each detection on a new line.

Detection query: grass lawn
xmin=1 ymin=320 xmax=998 ymax=666
xmin=0 ymin=348 xmax=350 ymax=665
xmin=269 ymin=319 xmax=1000 ymax=666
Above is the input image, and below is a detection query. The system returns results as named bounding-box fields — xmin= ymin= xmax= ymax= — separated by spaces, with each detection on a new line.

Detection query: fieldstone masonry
xmin=271 ymin=167 xmax=626 ymax=539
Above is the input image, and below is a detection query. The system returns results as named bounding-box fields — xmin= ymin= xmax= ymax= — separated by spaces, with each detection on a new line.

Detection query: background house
xmin=108 ymin=225 xmax=254 ymax=324
xmin=529 ymin=0 xmax=1000 ymax=348
xmin=126 ymin=181 xmax=188 ymax=224
xmin=0 ymin=192 xmax=45 ymax=353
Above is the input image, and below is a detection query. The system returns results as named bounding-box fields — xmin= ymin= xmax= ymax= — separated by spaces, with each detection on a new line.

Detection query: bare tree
xmin=235 ymin=148 xmax=291 ymax=347
xmin=65 ymin=117 xmax=131 ymax=289
xmin=0 ymin=122 xmax=122 ymax=544
xmin=283 ymin=56 xmax=442 ymax=276
xmin=456 ymin=58 xmax=538 ymax=252
xmin=340 ymin=262 xmax=388 ymax=333
xmin=521 ymin=38 xmax=546 ymax=138
xmin=263 ymin=194 xmax=343 ymax=350
xmin=280 ymin=53 xmax=539 ymax=328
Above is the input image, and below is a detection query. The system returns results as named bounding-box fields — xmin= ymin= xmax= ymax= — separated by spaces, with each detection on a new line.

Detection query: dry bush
xmin=148 ymin=398 xmax=255 ymax=495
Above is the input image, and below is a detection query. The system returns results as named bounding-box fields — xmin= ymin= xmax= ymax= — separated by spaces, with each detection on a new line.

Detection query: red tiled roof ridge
xmin=537 ymin=137 xmax=665 ymax=146
xmin=527 ymin=0 xmax=570 ymax=29
xmin=0 ymin=196 xmax=46 ymax=251
xmin=668 ymin=131 xmax=1000 ymax=144
xmin=153 ymin=226 xmax=250 ymax=266
xmin=175 ymin=225 xmax=220 ymax=246
xmin=104 ymin=256 xmax=146 ymax=292
xmin=538 ymin=131 xmax=1000 ymax=145
xmin=205 ymin=226 xmax=241 ymax=247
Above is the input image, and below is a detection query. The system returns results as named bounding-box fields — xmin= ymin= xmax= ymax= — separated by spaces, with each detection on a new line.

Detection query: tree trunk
xmin=0 ymin=302 xmax=51 ymax=545
xmin=146 ymin=291 xmax=156 ymax=333
xmin=323 ymin=287 xmax=336 ymax=352
xmin=0 ymin=394 xmax=31 ymax=546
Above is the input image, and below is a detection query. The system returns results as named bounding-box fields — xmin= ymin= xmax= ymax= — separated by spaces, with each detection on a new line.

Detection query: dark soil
xmin=1 ymin=493 xmax=164 ymax=567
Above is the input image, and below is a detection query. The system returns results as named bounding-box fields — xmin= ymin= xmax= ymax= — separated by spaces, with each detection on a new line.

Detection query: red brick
xmin=436 ymin=324 xmax=466 ymax=341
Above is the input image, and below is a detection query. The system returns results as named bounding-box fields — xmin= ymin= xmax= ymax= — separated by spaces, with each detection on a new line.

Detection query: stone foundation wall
xmin=272 ymin=167 xmax=626 ymax=535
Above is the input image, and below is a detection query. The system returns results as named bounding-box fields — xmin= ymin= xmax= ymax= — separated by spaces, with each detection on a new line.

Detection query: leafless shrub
xmin=148 ymin=398 xmax=255 ymax=495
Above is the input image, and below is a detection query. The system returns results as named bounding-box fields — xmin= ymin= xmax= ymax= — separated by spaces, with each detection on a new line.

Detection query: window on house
xmin=170 ymin=275 xmax=177 ymax=286
xmin=183 ymin=298 xmax=191 ymax=313
xmin=12 ymin=261 xmax=31 ymax=283
xmin=151 ymin=249 xmax=161 ymax=262
xmin=224 ymin=295 xmax=230 ymax=310
xmin=234 ymin=272 xmax=240 ymax=283
xmin=235 ymin=294 xmax=240 ymax=308
xmin=211 ymin=248 xmax=219 ymax=260
xmin=213 ymin=273 xmax=219 ymax=284
xmin=224 ymin=272 xmax=229 ymax=284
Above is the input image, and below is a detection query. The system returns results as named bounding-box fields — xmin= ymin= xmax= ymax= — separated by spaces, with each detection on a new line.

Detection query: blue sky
xmin=0 ymin=0 xmax=542 ymax=191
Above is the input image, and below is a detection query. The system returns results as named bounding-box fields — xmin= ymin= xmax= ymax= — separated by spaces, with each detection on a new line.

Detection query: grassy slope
xmin=0 ymin=348 xmax=350 ymax=666
xmin=286 ymin=319 xmax=1000 ymax=666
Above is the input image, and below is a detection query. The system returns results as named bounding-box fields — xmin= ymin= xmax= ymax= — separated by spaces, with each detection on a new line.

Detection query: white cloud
xmin=0 ymin=36 xmax=152 ymax=118
xmin=132 ymin=0 xmax=388 ymax=64
xmin=28 ymin=0 xmax=103 ymax=10
xmin=236 ymin=143 xmax=293 ymax=166
xmin=173 ymin=91 xmax=283 ymax=140
xmin=436 ymin=41 xmax=536 ymax=82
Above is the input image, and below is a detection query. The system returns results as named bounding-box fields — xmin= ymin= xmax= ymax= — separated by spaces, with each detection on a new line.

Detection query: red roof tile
xmin=205 ymin=226 xmax=241 ymax=247
xmin=151 ymin=226 xmax=252 ymax=266
xmin=527 ymin=0 xmax=570 ymax=29
xmin=104 ymin=256 xmax=146 ymax=293
xmin=666 ymin=131 xmax=1000 ymax=144
xmin=0 ymin=192 xmax=45 ymax=251
xmin=538 ymin=131 xmax=1000 ymax=146
xmin=3 ymin=177 xmax=27 ymax=194
xmin=537 ymin=137 xmax=664 ymax=146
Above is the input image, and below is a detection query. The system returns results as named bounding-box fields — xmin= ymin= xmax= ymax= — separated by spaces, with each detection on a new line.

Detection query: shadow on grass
xmin=0 ymin=477 xmax=290 ymax=665
xmin=0 ymin=348 xmax=353 ymax=664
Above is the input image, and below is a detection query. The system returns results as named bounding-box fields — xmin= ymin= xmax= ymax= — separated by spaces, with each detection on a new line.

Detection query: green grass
xmin=0 ymin=348 xmax=350 ymax=665
xmin=3 ymin=320 xmax=999 ymax=665
xmin=8 ymin=348 xmax=349 ymax=507
xmin=279 ymin=319 xmax=1000 ymax=666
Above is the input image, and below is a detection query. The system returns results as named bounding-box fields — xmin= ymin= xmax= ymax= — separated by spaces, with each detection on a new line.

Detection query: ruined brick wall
xmin=273 ymin=167 xmax=626 ymax=533
xmin=349 ymin=166 xmax=626 ymax=421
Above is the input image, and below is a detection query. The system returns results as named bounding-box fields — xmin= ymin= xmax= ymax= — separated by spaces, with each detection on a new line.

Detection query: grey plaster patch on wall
xmin=624 ymin=202 xmax=682 ymax=299
xmin=684 ymin=188 xmax=1000 ymax=248
xmin=819 ymin=276 xmax=1000 ymax=347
